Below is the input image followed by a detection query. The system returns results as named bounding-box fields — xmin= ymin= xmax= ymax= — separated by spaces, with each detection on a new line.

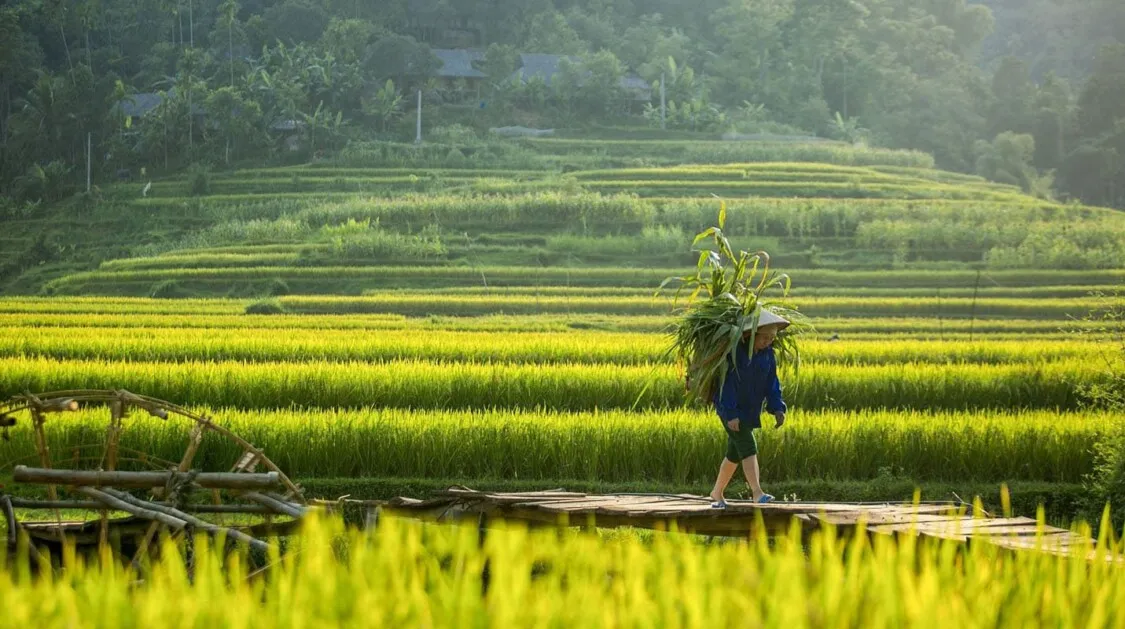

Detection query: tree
xmin=218 ymin=0 xmax=241 ymax=88
xmin=988 ymin=56 xmax=1036 ymax=136
xmin=480 ymin=43 xmax=519 ymax=85
xmin=363 ymin=78 xmax=403 ymax=133
xmin=708 ymin=0 xmax=795 ymax=109
xmin=263 ymin=0 xmax=329 ymax=45
xmin=42 ymin=0 xmax=76 ymax=75
xmin=1074 ymin=44 xmax=1125 ymax=141
xmin=575 ymin=50 xmax=625 ymax=115
xmin=1031 ymin=72 xmax=1071 ymax=169
xmin=1057 ymin=142 xmax=1123 ymax=208
xmin=0 ymin=7 xmax=44 ymax=158
xmin=974 ymin=131 xmax=1038 ymax=192
xmin=364 ymin=35 xmax=438 ymax=87
xmin=523 ymin=12 xmax=586 ymax=55
xmin=320 ymin=18 xmax=381 ymax=65
xmin=1057 ymin=44 xmax=1125 ymax=207
xmin=204 ymin=86 xmax=263 ymax=164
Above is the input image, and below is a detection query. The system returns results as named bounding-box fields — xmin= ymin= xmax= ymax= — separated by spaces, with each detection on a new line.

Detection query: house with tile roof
xmin=507 ymin=53 xmax=652 ymax=103
xmin=432 ymin=49 xmax=487 ymax=99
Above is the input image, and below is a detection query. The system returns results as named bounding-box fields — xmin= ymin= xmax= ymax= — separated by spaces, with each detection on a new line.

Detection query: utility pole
xmin=660 ymin=72 xmax=666 ymax=130
xmin=86 ymin=132 xmax=91 ymax=193
xmin=415 ymin=90 xmax=422 ymax=144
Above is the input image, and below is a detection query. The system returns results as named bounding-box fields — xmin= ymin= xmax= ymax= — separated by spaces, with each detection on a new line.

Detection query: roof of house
xmin=507 ymin=54 xmax=652 ymax=99
xmin=432 ymin=49 xmax=487 ymax=79
xmin=509 ymin=53 xmax=579 ymax=85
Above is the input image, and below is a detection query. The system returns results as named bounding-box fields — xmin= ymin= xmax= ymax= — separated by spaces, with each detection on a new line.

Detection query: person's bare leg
xmin=709 ymin=459 xmax=738 ymax=501
xmin=741 ymin=455 xmax=764 ymax=500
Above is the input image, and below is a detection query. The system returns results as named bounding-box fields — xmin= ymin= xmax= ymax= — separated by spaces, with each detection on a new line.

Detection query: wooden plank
xmin=504 ymin=497 xmax=625 ymax=513
xmin=870 ymin=518 xmax=976 ymax=534
xmin=967 ymin=526 xmax=1077 ymax=538
xmin=442 ymin=488 xmax=588 ymax=503
xmin=985 ymin=535 xmax=1088 ymax=552
xmin=592 ymin=498 xmax=700 ymax=515
xmin=912 ymin=517 xmax=1039 ymax=535
xmin=828 ymin=514 xmax=976 ymax=528
xmin=533 ymin=496 xmax=679 ymax=514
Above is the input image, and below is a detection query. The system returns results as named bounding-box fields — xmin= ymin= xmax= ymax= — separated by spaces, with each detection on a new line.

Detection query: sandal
xmin=757 ymin=494 xmax=775 ymax=504
xmin=710 ymin=499 xmax=728 ymax=509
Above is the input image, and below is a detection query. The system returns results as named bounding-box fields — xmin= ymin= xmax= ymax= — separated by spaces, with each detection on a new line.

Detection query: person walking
xmin=708 ymin=309 xmax=789 ymax=507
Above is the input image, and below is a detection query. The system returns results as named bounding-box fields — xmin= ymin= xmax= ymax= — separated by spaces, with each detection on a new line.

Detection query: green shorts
xmin=721 ymin=418 xmax=758 ymax=462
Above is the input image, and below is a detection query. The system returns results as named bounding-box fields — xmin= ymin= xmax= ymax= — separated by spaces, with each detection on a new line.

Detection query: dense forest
xmin=0 ymin=0 xmax=1123 ymax=208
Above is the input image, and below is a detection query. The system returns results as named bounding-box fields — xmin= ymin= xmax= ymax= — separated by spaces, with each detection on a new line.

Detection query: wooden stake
xmin=101 ymin=399 xmax=126 ymax=546
xmin=2 ymin=495 xmax=16 ymax=547
xmin=28 ymin=401 xmax=65 ymax=543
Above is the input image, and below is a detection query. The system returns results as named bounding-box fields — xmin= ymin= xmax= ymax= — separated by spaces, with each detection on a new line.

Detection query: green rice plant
xmin=274 ymin=293 xmax=1108 ymax=320
xmin=296 ymin=192 xmax=654 ymax=231
xmin=0 ymin=407 xmax=1110 ymax=483
xmin=581 ymin=180 xmax=1031 ymax=202
xmin=43 ymin=266 xmax=1125 ymax=296
xmin=0 ymin=297 xmax=242 ymax=315
xmin=4 ymin=310 xmax=1113 ymax=338
xmin=0 ymin=325 xmax=1103 ymax=366
xmin=0 ymin=356 xmax=1105 ymax=411
xmin=99 ymin=252 xmax=302 ymax=271
xmin=515 ymin=137 xmax=937 ymax=168
xmin=3 ymin=515 xmax=1124 ymax=628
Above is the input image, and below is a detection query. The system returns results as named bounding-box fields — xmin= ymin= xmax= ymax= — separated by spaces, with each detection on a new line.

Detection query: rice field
xmin=0 ymin=325 xmax=1106 ymax=365
xmin=48 ymin=263 xmax=1125 ymax=291
xmin=0 ymin=406 xmax=1109 ymax=483
xmin=0 ymin=354 xmax=1102 ymax=411
xmin=273 ymin=293 xmax=1108 ymax=319
xmin=4 ymin=515 xmax=1123 ymax=628
xmin=6 ymin=140 xmax=1125 ymax=622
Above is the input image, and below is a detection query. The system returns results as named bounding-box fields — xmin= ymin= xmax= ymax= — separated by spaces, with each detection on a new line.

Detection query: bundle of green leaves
xmin=662 ymin=203 xmax=809 ymax=405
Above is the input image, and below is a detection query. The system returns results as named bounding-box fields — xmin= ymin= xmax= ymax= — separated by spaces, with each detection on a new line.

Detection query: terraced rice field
xmin=3 ymin=147 xmax=1123 ymax=544
xmin=0 ymin=288 xmax=1120 ymax=501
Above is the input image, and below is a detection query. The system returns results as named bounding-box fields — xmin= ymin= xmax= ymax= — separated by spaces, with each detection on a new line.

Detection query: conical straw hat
xmin=743 ymin=308 xmax=790 ymax=331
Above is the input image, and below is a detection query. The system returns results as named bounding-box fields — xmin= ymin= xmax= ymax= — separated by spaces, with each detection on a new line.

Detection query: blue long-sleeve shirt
xmin=712 ymin=344 xmax=786 ymax=429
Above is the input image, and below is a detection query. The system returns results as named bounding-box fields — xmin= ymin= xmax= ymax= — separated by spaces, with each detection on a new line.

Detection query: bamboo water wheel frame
xmin=0 ymin=389 xmax=307 ymax=565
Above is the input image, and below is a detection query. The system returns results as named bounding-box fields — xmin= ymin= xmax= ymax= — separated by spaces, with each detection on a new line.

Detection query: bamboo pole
xmin=100 ymin=488 xmax=270 ymax=552
xmin=13 ymin=467 xmax=281 ymax=490
xmin=76 ymin=488 xmax=188 ymax=530
xmin=3 ymin=389 xmax=306 ymax=502
xmin=8 ymin=499 xmax=281 ymax=515
xmin=27 ymin=398 xmax=65 ymax=544
xmin=241 ymin=492 xmax=306 ymax=518
xmin=101 ymin=398 xmax=126 ymax=546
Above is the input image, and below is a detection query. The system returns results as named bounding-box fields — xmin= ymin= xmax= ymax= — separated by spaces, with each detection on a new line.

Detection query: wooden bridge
xmin=372 ymin=487 xmax=1096 ymax=557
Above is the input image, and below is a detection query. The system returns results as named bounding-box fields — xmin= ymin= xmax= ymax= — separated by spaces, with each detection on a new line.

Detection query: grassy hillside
xmin=5 ymin=138 xmax=1121 ymax=299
